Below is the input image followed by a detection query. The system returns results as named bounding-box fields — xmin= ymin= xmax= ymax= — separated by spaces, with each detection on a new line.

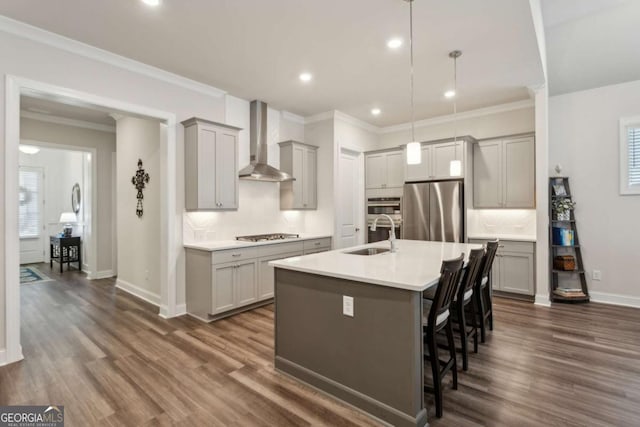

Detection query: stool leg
xmin=457 ymin=301 xmax=468 ymax=371
xmin=427 ymin=330 xmax=443 ymax=418
xmin=445 ymin=321 xmax=458 ymax=390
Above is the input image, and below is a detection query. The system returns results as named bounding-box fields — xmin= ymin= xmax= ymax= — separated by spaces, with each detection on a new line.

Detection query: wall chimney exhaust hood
xmin=238 ymin=100 xmax=295 ymax=182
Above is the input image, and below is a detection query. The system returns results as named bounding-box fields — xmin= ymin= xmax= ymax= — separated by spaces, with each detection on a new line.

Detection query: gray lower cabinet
xmin=469 ymin=239 xmax=535 ymax=296
xmin=186 ymin=237 xmax=332 ymax=321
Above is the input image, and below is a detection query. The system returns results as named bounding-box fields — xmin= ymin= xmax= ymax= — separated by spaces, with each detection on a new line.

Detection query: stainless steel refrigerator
xmin=402 ymin=180 xmax=464 ymax=242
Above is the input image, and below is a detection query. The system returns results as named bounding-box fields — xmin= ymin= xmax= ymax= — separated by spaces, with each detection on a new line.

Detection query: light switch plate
xmin=343 ymin=296 xmax=354 ymax=317
xmin=593 ymin=270 xmax=602 ymax=281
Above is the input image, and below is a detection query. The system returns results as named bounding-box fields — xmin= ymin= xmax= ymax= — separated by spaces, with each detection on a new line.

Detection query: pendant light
xmin=449 ymin=50 xmax=462 ymax=176
xmin=405 ymin=0 xmax=421 ymax=165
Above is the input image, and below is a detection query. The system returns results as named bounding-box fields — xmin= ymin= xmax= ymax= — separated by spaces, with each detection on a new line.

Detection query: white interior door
xmin=19 ymin=166 xmax=45 ymax=264
xmin=337 ymin=148 xmax=361 ymax=249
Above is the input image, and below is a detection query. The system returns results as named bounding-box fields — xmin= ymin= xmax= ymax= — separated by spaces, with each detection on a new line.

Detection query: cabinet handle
xmin=498 ymin=245 xmax=505 ymax=248
xmin=314 ymin=242 xmax=321 ymax=246
xmin=232 ymin=253 xmax=241 ymax=257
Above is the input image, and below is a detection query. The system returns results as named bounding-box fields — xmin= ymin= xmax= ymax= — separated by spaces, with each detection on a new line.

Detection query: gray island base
xmin=275 ymin=268 xmax=427 ymax=427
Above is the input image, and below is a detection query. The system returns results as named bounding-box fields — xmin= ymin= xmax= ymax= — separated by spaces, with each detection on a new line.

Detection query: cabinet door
xmin=405 ymin=145 xmax=432 ymax=182
xmin=303 ymin=148 xmax=317 ymax=209
xmin=503 ymin=137 xmax=535 ymax=208
xmin=212 ymin=263 xmax=235 ymax=314
xmin=258 ymin=252 xmax=301 ymax=300
xmin=235 ymin=260 xmax=258 ymax=307
xmin=385 ymin=151 xmax=405 ymax=188
xmin=197 ymin=127 xmax=218 ymax=209
xmin=215 ymin=130 xmax=239 ymax=209
xmin=366 ymin=154 xmax=386 ymax=189
xmin=499 ymin=251 xmax=535 ymax=295
xmin=433 ymin=142 xmax=463 ymax=179
xmin=473 ymin=140 xmax=503 ymax=208
xmin=289 ymin=145 xmax=305 ymax=208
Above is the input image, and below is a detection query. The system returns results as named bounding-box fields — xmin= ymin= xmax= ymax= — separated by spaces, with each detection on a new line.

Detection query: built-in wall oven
xmin=367 ymin=197 xmax=402 ymax=243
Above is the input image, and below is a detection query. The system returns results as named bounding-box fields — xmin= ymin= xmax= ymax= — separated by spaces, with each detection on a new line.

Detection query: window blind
xmin=629 ymin=127 xmax=640 ymax=187
xmin=19 ymin=169 xmax=41 ymax=238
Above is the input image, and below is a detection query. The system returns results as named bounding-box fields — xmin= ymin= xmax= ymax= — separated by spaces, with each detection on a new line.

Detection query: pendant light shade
xmin=449 ymin=50 xmax=462 ymax=177
xmin=404 ymin=0 xmax=421 ymax=165
xmin=407 ymin=142 xmax=421 ymax=165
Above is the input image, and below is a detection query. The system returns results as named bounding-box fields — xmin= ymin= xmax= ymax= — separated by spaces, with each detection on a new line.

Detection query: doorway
xmin=4 ymin=76 xmax=178 ymax=366
xmin=336 ymin=147 xmax=364 ymax=249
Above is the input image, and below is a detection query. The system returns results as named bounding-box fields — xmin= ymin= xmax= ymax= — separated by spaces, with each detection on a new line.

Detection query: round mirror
xmin=71 ymin=183 xmax=81 ymax=214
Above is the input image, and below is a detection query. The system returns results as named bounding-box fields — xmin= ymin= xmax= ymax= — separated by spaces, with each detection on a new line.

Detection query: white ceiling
xmin=0 ymin=0 xmax=545 ymax=126
xmin=21 ymin=95 xmax=116 ymax=126
xmin=542 ymin=0 xmax=640 ymax=95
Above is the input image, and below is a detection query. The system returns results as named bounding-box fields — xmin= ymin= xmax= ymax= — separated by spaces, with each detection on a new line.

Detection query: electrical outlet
xmin=593 ymin=270 xmax=602 ymax=281
xmin=342 ymin=296 xmax=354 ymax=317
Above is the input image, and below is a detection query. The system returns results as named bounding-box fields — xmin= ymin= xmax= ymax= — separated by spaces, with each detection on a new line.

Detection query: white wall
xmin=19 ymin=147 xmax=84 ymax=263
xmin=182 ymin=96 xmax=309 ymax=241
xmin=115 ymin=116 xmax=161 ymax=303
xmin=549 ymin=79 xmax=640 ymax=305
xmin=20 ymin=118 xmax=115 ymax=273
xmin=304 ymin=119 xmax=336 ymax=235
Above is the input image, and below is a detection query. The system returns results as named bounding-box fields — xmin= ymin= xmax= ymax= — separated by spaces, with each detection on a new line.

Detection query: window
xmin=620 ymin=117 xmax=640 ymax=195
xmin=19 ymin=167 xmax=42 ymax=238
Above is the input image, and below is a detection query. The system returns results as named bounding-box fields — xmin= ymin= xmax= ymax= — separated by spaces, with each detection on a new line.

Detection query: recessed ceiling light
xmin=141 ymin=0 xmax=160 ymax=6
xmin=299 ymin=72 xmax=312 ymax=82
xmin=19 ymin=145 xmax=40 ymax=155
xmin=371 ymin=108 xmax=381 ymax=116
xmin=444 ymin=90 xmax=456 ymax=98
xmin=387 ymin=38 xmax=403 ymax=49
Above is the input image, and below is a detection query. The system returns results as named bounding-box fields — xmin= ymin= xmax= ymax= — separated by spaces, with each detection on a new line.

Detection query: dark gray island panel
xmin=274 ymin=268 xmax=427 ymax=427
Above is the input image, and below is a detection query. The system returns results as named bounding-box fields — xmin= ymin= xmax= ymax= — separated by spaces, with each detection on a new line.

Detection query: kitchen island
xmin=270 ymin=239 xmax=482 ymax=427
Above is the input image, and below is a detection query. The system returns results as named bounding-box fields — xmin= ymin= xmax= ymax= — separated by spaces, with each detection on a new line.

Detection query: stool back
xmin=458 ymin=248 xmax=485 ymax=302
xmin=428 ymin=254 xmax=464 ymax=327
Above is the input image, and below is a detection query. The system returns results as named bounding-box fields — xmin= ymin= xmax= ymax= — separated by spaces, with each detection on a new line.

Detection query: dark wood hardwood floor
xmin=3 ymin=264 xmax=640 ymax=426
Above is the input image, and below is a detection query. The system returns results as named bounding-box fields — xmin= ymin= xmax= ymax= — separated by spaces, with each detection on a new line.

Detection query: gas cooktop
xmin=236 ymin=233 xmax=300 ymax=242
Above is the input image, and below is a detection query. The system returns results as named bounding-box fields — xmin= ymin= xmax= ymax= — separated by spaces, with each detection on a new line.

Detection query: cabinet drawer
xmin=211 ymin=247 xmax=258 ymax=264
xmin=303 ymin=238 xmax=331 ymax=251
xmin=257 ymin=241 xmax=304 ymax=258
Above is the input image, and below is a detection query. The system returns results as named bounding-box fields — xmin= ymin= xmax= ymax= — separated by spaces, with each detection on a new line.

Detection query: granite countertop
xmin=184 ymin=234 xmax=332 ymax=251
xmin=269 ymin=239 xmax=482 ymax=292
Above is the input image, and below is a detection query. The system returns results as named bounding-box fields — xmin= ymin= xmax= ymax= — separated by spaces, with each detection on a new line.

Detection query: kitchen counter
xmin=184 ymin=233 xmax=332 ymax=251
xmin=270 ymin=239 xmax=482 ymax=292
xmin=468 ymin=233 xmax=537 ymax=242
xmin=272 ymin=239 xmax=482 ymax=427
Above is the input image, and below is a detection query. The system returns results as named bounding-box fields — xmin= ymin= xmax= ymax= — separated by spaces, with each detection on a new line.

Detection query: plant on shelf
xmin=552 ymin=198 xmax=576 ymax=221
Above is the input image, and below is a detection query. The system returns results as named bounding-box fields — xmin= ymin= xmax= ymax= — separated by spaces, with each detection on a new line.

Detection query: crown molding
xmin=21 ymin=110 xmax=116 ymax=133
xmin=0 ymin=15 xmax=226 ymax=98
xmin=304 ymin=111 xmax=335 ymax=124
xmin=333 ymin=111 xmax=380 ymax=133
xmin=379 ymin=99 xmax=535 ymax=134
xmin=281 ymin=110 xmax=305 ymax=125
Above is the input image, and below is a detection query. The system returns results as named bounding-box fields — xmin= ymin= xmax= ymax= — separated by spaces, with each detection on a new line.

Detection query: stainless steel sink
xmin=344 ymin=248 xmax=390 ymax=256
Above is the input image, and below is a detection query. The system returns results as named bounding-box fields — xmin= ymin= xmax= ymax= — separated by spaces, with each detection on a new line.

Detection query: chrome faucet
xmin=370 ymin=214 xmax=397 ymax=253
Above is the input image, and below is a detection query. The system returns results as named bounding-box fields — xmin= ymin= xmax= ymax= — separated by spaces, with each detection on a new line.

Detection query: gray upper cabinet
xmin=404 ymin=141 xmax=464 ymax=182
xmin=183 ymin=117 xmax=240 ymax=211
xmin=365 ymin=149 xmax=404 ymax=189
xmin=473 ymin=136 xmax=535 ymax=208
xmin=279 ymin=141 xmax=318 ymax=210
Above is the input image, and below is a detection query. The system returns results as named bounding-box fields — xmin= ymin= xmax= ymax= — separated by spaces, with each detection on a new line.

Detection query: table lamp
xmin=59 ymin=212 xmax=77 ymax=237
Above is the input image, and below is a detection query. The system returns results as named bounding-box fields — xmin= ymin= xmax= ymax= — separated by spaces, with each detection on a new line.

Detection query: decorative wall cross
xmin=131 ymin=159 xmax=150 ymax=218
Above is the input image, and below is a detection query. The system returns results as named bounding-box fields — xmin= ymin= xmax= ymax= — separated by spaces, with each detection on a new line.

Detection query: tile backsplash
xmin=467 ymin=209 xmax=536 ymax=237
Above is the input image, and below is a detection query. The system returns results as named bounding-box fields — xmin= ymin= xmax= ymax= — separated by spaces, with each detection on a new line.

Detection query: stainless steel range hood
xmin=238 ymin=100 xmax=295 ymax=182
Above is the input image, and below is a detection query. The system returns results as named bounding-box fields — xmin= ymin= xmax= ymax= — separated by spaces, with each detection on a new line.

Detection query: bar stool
xmin=452 ymin=247 xmax=485 ymax=371
xmin=475 ymin=240 xmax=499 ymax=343
xmin=423 ymin=254 xmax=464 ymax=418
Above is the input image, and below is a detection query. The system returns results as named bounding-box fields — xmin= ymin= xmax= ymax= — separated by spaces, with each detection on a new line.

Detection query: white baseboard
xmin=0 ymin=346 xmax=24 ymax=367
xmin=589 ymin=291 xmax=640 ymax=309
xmin=534 ymin=294 xmax=551 ymax=307
xmin=115 ymin=279 xmax=161 ymax=306
xmin=175 ymin=303 xmax=187 ymax=316
xmin=91 ymin=270 xmax=115 ymax=280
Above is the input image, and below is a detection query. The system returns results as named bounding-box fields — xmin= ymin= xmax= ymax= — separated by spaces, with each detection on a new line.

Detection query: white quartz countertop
xmin=269 ymin=239 xmax=483 ymax=292
xmin=184 ymin=234 xmax=332 ymax=251
xmin=468 ymin=234 xmax=537 ymax=242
